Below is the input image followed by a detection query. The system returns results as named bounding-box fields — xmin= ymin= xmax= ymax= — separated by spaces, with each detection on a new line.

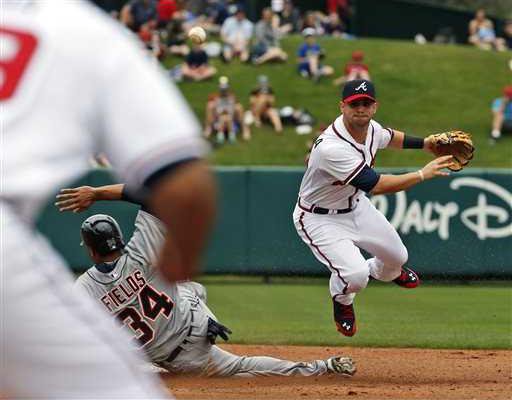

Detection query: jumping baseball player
xmin=293 ymin=79 xmax=459 ymax=338
xmin=1 ymin=0 xmax=215 ymax=398
xmin=55 ymin=183 xmax=356 ymax=378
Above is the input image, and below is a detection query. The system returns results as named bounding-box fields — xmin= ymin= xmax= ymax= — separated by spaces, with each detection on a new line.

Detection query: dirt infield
xmin=163 ymin=344 xmax=511 ymax=400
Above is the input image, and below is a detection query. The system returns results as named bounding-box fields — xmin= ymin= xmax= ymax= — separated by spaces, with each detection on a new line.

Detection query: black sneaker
xmin=333 ymin=300 xmax=357 ymax=337
xmin=393 ymin=267 xmax=420 ymax=288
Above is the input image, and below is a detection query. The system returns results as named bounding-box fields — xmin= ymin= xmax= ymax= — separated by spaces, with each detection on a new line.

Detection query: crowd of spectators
xmin=111 ymin=1 xmax=511 ymax=147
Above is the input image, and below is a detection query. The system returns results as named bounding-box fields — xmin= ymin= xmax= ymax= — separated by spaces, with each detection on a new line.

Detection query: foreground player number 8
xmin=116 ymin=285 xmax=174 ymax=347
xmin=0 ymin=26 xmax=38 ymax=100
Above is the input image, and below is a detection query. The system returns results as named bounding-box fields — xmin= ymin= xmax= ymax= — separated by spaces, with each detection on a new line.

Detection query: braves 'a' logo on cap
xmin=355 ymin=82 xmax=367 ymax=92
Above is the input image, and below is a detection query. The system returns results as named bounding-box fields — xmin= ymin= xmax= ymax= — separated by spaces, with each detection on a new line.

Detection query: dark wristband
xmin=403 ymin=135 xmax=425 ymax=149
xmin=121 ymin=186 xmax=144 ymax=206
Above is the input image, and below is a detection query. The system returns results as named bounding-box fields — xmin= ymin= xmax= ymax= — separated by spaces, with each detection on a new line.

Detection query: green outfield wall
xmin=37 ymin=167 xmax=512 ymax=277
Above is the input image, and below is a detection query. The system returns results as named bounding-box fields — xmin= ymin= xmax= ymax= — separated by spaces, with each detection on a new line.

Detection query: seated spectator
xmin=159 ymin=12 xmax=190 ymax=56
xmin=490 ymin=85 xmax=512 ymax=141
xmin=297 ymin=28 xmax=333 ymax=82
xmin=301 ymin=11 xmax=324 ymax=36
xmin=497 ymin=20 xmax=512 ymax=51
xmin=333 ymin=50 xmax=370 ymax=86
xmin=138 ymin=21 xmax=164 ymax=59
xmin=156 ymin=0 xmax=177 ymax=27
xmin=468 ymin=9 xmax=506 ymax=51
xmin=252 ymin=8 xmax=288 ymax=65
xmin=220 ymin=7 xmax=254 ymax=62
xmin=204 ymin=77 xmax=251 ymax=143
xmin=322 ymin=12 xmax=345 ymax=37
xmin=249 ymin=75 xmax=283 ymax=133
xmin=120 ymin=0 xmax=157 ymax=32
xmin=327 ymin=0 xmax=351 ymax=33
xmin=181 ymin=42 xmax=217 ymax=81
xmin=277 ymin=0 xmax=301 ymax=35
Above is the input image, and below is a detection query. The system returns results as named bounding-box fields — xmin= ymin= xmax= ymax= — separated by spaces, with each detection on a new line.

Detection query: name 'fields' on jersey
xmin=100 ymin=269 xmax=146 ymax=312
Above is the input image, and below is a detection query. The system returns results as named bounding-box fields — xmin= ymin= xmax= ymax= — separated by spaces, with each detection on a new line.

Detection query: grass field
xmin=201 ymin=278 xmax=512 ymax=349
xmin=164 ymin=36 xmax=512 ymax=168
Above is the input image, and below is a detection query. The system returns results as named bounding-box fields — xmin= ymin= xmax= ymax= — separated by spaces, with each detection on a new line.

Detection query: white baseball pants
xmin=1 ymin=205 xmax=170 ymax=399
xmin=293 ymin=195 xmax=408 ymax=305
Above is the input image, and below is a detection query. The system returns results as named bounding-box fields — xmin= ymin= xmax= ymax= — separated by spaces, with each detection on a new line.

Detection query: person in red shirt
xmin=333 ymin=50 xmax=370 ymax=87
xmin=157 ymin=0 xmax=177 ymax=27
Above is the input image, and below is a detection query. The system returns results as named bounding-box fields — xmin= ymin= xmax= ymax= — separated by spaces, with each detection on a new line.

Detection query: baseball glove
xmin=427 ymin=130 xmax=474 ymax=171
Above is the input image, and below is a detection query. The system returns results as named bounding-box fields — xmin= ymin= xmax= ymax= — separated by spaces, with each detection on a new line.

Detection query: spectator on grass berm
xmin=204 ymin=76 xmax=251 ymax=144
xmin=194 ymin=0 xmax=229 ymax=34
xmin=220 ymin=6 xmax=253 ymax=62
xmin=301 ymin=11 xmax=324 ymax=36
xmin=497 ymin=20 xmax=512 ymax=50
xmin=490 ymin=85 xmax=512 ymax=141
xmin=159 ymin=12 xmax=190 ymax=56
xmin=120 ymin=0 xmax=157 ymax=32
xmin=138 ymin=21 xmax=164 ymax=59
xmin=181 ymin=42 xmax=217 ymax=81
xmin=297 ymin=28 xmax=334 ymax=82
xmin=252 ymin=7 xmax=288 ymax=65
xmin=468 ymin=8 xmax=506 ymax=51
xmin=322 ymin=12 xmax=345 ymax=37
xmin=277 ymin=0 xmax=301 ymax=35
xmin=327 ymin=0 xmax=351 ymax=33
xmin=333 ymin=50 xmax=370 ymax=87
xmin=156 ymin=0 xmax=178 ymax=27
xmin=249 ymin=75 xmax=283 ymax=134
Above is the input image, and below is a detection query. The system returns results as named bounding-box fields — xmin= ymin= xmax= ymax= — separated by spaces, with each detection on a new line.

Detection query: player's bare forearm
xmin=148 ymin=160 xmax=217 ymax=283
xmin=55 ymin=184 xmax=123 ymax=212
xmin=371 ymin=172 xmax=422 ymax=195
xmin=371 ymin=155 xmax=453 ymax=195
xmin=93 ymin=184 xmax=125 ymax=200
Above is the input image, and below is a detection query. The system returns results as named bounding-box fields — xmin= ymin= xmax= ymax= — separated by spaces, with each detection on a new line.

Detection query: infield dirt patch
xmin=164 ymin=344 xmax=511 ymax=400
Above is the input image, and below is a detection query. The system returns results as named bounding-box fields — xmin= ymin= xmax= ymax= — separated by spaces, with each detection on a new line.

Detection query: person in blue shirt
xmin=297 ymin=28 xmax=333 ymax=81
xmin=491 ymin=85 xmax=512 ymax=140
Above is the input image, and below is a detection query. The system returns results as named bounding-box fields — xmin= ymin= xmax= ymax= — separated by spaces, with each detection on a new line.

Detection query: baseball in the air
xmin=188 ymin=26 xmax=207 ymax=44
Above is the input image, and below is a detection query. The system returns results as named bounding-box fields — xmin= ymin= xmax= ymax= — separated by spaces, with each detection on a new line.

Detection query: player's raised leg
xmin=354 ymin=197 xmax=420 ymax=288
xmin=293 ymin=208 xmax=371 ymax=336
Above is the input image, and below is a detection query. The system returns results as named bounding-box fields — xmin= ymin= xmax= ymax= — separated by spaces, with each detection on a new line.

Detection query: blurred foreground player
xmin=0 ymin=0 xmax=215 ymax=398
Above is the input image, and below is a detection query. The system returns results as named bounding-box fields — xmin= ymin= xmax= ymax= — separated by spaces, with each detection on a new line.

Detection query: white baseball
xmin=188 ymin=26 xmax=206 ymax=44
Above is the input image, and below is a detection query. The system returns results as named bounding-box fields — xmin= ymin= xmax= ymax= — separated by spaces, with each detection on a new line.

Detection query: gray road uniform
xmin=76 ymin=210 xmax=338 ymax=377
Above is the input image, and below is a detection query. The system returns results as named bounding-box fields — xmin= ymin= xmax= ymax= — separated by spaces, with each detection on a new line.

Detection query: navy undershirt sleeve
xmin=350 ymin=165 xmax=380 ymax=193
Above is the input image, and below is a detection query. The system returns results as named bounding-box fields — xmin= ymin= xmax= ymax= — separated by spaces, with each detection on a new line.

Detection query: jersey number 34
xmin=116 ymin=285 xmax=174 ymax=348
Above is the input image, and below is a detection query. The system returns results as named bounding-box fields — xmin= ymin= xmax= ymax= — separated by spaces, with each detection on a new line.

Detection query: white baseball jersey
xmin=1 ymin=1 xmax=206 ymax=397
xmin=298 ymin=116 xmax=393 ymax=210
xmin=75 ymin=210 xmax=193 ymax=363
xmin=2 ymin=0 xmax=207 ymax=223
xmin=293 ymin=114 xmax=408 ymax=309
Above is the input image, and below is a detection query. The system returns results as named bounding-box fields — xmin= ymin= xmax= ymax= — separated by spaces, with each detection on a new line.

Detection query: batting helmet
xmin=80 ymin=214 xmax=125 ymax=256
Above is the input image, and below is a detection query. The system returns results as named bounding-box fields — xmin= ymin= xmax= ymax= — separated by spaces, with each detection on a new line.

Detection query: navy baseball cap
xmin=342 ymin=79 xmax=376 ymax=103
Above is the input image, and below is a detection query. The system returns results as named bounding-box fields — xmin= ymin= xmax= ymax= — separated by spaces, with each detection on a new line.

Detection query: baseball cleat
xmin=393 ymin=267 xmax=420 ymax=288
xmin=326 ymin=356 xmax=357 ymax=376
xmin=333 ymin=300 xmax=357 ymax=337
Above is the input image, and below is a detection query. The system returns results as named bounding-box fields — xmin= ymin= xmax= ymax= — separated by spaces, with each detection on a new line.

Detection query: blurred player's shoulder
xmin=3 ymin=0 xmax=143 ymax=57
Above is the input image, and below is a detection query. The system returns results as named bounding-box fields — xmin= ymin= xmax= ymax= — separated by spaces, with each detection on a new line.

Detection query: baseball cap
xmin=351 ymin=50 xmax=364 ymax=62
xmin=503 ymin=85 xmax=512 ymax=99
xmin=342 ymin=79 xmax=376 ymax=103
xmin=302 ymin=27 xmax=316 ymax=37
xmin=258 ymin=75 xmax=269 ymax=85
xmin=219 ymin=76 xmax=229 ymax=89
